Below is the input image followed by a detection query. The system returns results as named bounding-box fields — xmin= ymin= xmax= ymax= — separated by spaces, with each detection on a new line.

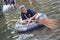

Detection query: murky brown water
xmin=0 ymin=0 xmax=60 ymax=40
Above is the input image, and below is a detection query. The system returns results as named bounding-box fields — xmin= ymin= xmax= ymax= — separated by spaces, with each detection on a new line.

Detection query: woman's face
xmin=21 ymin=8 xmax=27 ymax=13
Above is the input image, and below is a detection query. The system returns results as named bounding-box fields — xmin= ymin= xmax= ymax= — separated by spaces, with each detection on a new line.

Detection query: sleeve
xmin=29 ymin=9 xmax=37 ymax=16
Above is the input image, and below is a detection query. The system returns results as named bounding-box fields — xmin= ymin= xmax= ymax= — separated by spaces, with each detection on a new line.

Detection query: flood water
xmin=0 ymin=0 xmax=60 ymax=40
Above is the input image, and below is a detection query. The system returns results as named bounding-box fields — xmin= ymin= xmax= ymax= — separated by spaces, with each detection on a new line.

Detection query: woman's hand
xmin=27 ymin=18 xmax=32 ymax=24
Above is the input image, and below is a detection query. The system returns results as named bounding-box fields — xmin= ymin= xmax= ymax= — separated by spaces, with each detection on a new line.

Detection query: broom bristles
xmin=39 ymin=18 xmax=57 ymax=29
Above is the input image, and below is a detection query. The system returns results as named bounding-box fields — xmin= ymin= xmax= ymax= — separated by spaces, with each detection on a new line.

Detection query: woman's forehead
xmin=21 ymin=8 xmax=26 ymax=11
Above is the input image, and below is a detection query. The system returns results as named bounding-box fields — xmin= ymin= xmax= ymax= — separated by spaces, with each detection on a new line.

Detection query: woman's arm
xmin=30 ymin=13 xmax=38 ymax=20
xmin=27 ymin=13 xmax=38 ymax=23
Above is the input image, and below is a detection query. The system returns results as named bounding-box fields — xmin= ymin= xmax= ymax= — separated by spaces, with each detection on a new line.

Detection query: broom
xmin=38 ymin=18 xmax=57 ymax=29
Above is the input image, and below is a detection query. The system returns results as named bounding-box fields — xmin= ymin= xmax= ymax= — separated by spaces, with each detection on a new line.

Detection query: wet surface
xmin=0 ymin=0 xmax=60 ymax=40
